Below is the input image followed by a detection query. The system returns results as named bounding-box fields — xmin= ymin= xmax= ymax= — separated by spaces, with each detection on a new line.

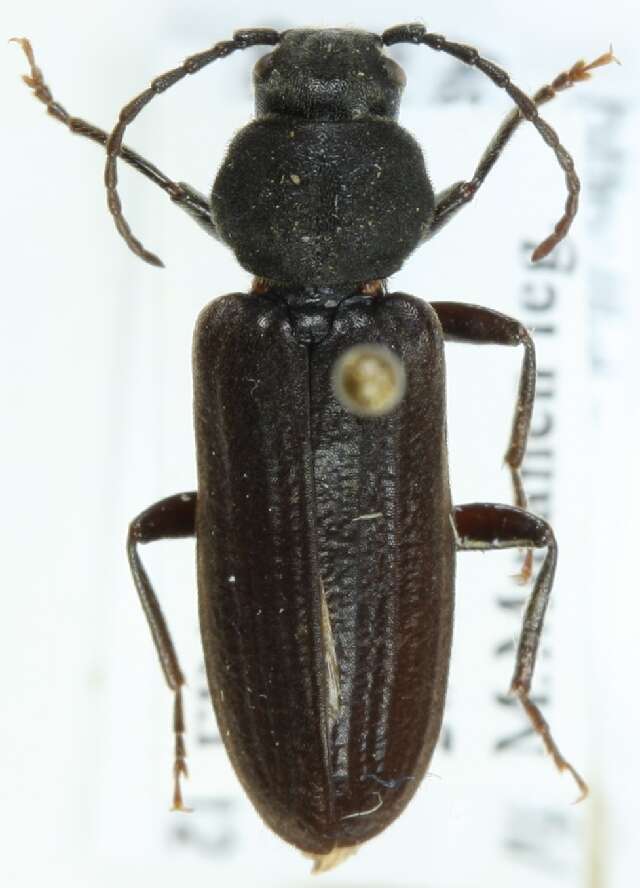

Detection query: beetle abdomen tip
xmin=306 ymin=845 xmax=359 ymax=874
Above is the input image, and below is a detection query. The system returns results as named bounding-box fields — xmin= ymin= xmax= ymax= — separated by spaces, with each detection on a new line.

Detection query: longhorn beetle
xmin=14 ymin=24 xmax=614 ymax=873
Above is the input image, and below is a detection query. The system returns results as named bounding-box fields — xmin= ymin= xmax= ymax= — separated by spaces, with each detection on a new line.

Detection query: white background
xmin=2 ymin=1 xmax=639 ymax=886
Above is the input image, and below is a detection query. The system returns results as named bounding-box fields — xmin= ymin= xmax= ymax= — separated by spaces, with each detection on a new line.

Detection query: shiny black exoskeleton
xmin=16 ymin=23 xmax=610 ymax=872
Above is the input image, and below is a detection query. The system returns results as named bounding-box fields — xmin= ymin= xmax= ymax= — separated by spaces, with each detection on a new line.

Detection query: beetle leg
xmin=433 ymin=302 xmax=535 ymax=582
xmin=453 ymin=503 xmax=588 ymax=801
xmin=12 ymin=38 xmax=219 ymax=241
xmin=424 ymin=49 xmax=617 ymax=244
xmin=127 ymin=491 xmax=197 ymax=812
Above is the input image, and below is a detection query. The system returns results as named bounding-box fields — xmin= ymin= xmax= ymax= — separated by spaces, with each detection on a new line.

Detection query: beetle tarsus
xmin=455 ymin=503 xmax=587 ymax=799
xmin=511 ymin=682 xmax=589 ymax=803
xmin=170 ymin=687 xmax=192 ymax=812
xmin=512 ymin=548 xmax=534 ymax=585
xmin=505 ymin=462 xmax=534 ymax=584
xmin=127 ymin=493 xmax=197 ymax=813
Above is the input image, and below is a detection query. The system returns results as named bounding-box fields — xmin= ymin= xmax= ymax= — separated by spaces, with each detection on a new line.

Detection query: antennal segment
xmin=383 ymin=23 xmax=616 ymax=261
xmin=104 ymin=28 xmax=280 ymax=267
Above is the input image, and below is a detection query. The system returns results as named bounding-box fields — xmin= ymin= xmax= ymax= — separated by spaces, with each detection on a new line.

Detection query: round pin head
xmin=332 ymin=343 xmax=407 ymax=417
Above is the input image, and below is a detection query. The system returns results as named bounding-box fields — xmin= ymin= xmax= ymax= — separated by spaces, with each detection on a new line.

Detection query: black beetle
xmin=15 ymin=24 xmax=614 ymax=872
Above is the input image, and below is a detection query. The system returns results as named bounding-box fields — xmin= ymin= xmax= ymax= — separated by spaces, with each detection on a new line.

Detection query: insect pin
xmin=14 ymin=24 xmax=616 ymax=873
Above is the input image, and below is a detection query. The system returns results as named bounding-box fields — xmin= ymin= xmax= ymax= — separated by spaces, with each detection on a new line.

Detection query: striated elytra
xmin=15 ymin=22 xmax=614 ymax=873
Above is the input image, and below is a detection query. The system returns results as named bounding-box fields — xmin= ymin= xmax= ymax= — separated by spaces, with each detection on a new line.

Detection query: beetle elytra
xmin=15 ymin=24 xmax=615 ymax=872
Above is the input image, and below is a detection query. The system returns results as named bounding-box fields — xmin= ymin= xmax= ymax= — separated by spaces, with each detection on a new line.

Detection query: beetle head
xmin=253 ymin=29 xmax=406 ymax=121
xmin=210 ymin=28 xmax=433 ymax=286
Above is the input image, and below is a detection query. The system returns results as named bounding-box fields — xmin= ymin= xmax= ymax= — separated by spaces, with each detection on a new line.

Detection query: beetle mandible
xmin=14 ymin=23 xmax=615 ymax=872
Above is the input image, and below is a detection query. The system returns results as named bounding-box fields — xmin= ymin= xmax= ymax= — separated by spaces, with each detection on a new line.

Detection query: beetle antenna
xmin=383 ymin=24 xmax=613 ymax=261
xmin=11 ymin=38 xmax=205 ymax=211
xmin=104 ymin=28 xmax=280 ymax=267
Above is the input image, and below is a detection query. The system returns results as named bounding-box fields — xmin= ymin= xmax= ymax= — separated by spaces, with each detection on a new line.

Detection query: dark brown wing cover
xmin=193 ymin=291 xmax=455 ymax=854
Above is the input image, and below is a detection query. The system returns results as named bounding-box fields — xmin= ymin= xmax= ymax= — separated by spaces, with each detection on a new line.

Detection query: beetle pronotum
xmin=15 ymin=23 xmax=615 ymax=873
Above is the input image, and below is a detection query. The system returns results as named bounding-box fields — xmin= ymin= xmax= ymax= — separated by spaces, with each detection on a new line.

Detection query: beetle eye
xmin=254 ymin=52 xmax=275 ymax=80
xmin=332 ymin=344 xmax=406 ymax=417
xmin=382 ymin=57 xmax=406 ymax=88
